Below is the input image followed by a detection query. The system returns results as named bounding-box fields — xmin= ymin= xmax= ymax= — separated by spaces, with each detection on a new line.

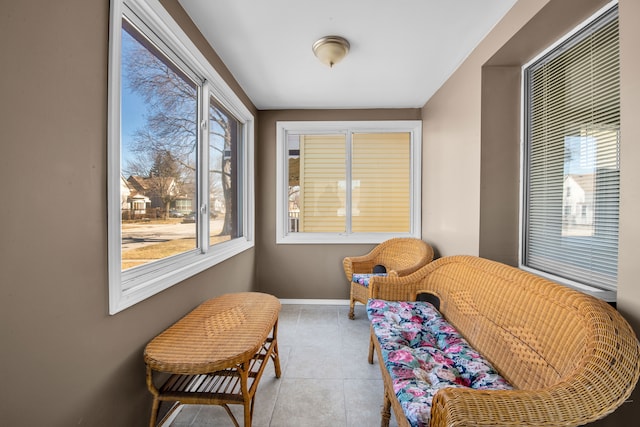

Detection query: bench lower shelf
xmin=148 ymin=335 xmax=280 ymax=427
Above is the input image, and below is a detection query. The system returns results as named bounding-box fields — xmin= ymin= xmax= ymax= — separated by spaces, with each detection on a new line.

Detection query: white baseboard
xmin=279 ymin=299 xmax=350 ymax=305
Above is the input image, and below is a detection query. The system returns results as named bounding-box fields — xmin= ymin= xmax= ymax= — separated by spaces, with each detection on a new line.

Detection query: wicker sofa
xmin=366 ymin=255 xmax=640 ymax=427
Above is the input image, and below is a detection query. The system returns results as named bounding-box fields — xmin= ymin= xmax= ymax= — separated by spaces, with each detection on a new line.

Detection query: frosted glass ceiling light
xmin=312 ymin=36 xmax=350 ymax=67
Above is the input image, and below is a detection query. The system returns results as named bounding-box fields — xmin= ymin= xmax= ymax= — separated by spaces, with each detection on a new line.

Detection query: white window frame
xmin=276 ymin=120 xmax=422 ymax=244
xmin=519 ymin=1 xmax=618 ymax=302
xmin=108 ymin=0 xmax=254 ymax=314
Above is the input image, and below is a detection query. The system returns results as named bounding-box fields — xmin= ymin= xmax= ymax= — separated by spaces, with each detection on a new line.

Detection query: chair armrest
xmin=393 ymin=265 xmax=424 ymax=277
xmin=343 ymin=256 xmax=375 ymax=281
xmin=367 ymin=263 xmax=437 ymax=301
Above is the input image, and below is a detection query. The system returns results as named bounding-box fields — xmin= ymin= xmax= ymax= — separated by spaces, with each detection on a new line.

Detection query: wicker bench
xmin=144 ymin=292 xmax=281 ymax=427
xmin=367 ymin=255 xmax=640 ymax=427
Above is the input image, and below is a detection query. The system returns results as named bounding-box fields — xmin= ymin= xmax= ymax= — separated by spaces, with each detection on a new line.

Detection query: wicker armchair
xmin=343 ymin=237 xmax=434 ymax=320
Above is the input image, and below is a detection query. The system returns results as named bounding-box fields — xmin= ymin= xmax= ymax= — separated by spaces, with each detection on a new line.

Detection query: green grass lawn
xmin=122 ymin=235 xmax=231 ymax=270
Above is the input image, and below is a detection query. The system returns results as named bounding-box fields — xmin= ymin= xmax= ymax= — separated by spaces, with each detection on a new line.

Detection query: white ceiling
xmin=178 ymin=0 xmax=518 ymax=110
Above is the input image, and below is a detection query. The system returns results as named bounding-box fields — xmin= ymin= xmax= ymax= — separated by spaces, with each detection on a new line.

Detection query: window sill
xmin=276 ymin=232 xmax=419 ymax=245
xmin=110 ymin=238 xmax=254 ymax=314
xmin=519 ymin=265 xmax=616 ymax=302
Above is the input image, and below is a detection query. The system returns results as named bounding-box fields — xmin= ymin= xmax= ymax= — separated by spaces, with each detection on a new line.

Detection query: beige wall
xmin=617 ymin=0 xmax=640 ymax=335
xmin=0 ymin=1 xmax=256 ymax=426
xmin=1 ymin=0 xmax=638 ymax=425
xmin=479 ymin=66 xmax=521 ymax=265
xmin=255 ymin=109 xmax=421 ymax=299
xmin=616 ymin=2 xmax=640 ymax=418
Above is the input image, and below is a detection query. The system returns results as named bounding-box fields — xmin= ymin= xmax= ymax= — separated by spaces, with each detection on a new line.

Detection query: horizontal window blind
xmin=298 ymin=135 xmax=346 ymax=232
xmin=352 ymin=133 xmax=411 ymax=232
xmin=523 ymin=5 xmax=619 ymax=291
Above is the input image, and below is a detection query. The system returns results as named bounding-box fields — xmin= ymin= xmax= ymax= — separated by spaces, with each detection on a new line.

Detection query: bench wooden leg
xmin=349 ymin=298 xmax=355 ymax=319
xmin=221 ymin=405 xmax=240 ymax=427
xmin=271 ymin=322 xmax=282 ymax=378
xmin=381 ymin=393 xmax=391 ymax=427
xmin=148 ymin=397 xmax=159 ymax=427
xmin=368 ymin=336 xmax=375 ymax=364
xmin=243 ymin=399 xmax=252 ymax=427
xmin=238 ymin=362 xmax=252 ymax=427
xmin=146 ymin=365 xmax=161 ymax=427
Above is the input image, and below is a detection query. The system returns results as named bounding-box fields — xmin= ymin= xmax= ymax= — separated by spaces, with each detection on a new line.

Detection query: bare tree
xmin=123 ymin=29 xmax=235 ymax=234
xmin=208 ymin=106 xmax=236 ymax=234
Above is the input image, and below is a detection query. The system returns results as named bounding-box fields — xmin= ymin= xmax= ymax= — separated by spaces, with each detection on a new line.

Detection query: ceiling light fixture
xmin=312 ymin=36 xmax=350 ymax=68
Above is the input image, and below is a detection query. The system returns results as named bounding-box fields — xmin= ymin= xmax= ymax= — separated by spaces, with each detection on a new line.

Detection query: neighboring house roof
xmin=127 ymin=175 xmax=149 ymax=193
xmin=127 ymin=175 xmax=178 ymax=198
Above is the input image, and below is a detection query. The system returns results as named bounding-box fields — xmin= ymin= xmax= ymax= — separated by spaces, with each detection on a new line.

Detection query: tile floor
xmin=164 ymin=303 xmax=398 ymax=427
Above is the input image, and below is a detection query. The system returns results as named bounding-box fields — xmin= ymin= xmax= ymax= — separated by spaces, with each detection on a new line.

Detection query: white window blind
xmin=352 ymin=133 xmax=411 ymax=233
xmin=298 ymin=135 xmax=346 ymax=232
xmin=296 ymin=133 xmax=411 ymax=233
xmin=522 ymin=4 xmax=619 ymax=292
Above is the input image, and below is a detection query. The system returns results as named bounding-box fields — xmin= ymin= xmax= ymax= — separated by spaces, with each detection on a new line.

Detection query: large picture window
xmin=521 ymin=3 xmax=619 ymax=300
xmin=108 ymin=0 xmax=254 ymax=314
xmin=276 ymin=121 xmax=421 ymax=244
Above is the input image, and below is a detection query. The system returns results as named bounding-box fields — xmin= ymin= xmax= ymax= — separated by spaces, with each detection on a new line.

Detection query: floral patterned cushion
xmin=367 ymin=299 xmax=512 ymax=427
xmin=352 ymin=273 xmax=388 ymax=287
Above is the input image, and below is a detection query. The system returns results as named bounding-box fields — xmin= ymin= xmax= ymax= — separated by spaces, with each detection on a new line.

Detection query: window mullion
xmin=345 ymin=131 xmax=353 ymax=234
xmin=199 ymin=82 xmax=210 ymax=253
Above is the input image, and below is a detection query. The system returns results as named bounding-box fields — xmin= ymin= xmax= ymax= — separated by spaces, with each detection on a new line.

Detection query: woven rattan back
xmin=422 ymin=256 xmax=639 ymax=417
xmin=427 ymin=258 xmax=586 ymax=389
xmin=366 ymin=237 xmax=434 ymax=276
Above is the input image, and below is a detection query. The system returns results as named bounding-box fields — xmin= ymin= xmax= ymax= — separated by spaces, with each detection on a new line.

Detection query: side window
xmin=209 ymin=98 xmax=243 ymax=245
xmin=277 ymin=121 xmax=421 ymax=244
xmin=108 ymin=0 xmax=254 ymax=314
xmin=521 ymin=3 xmax=619 ymax=298
xmin=120 ymin=18 xmax=199 ymax=270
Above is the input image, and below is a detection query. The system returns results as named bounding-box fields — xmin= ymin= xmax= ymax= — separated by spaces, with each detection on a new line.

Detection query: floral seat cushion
xmin=367 ymin=299 xmax=512 ymax=427
xmin=352 ymin=273 xmax=387 ymax=287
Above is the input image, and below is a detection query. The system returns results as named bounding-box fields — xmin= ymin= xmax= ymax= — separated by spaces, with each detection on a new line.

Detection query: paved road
xmin=122 ymin=218 xmax=224 ymax=250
